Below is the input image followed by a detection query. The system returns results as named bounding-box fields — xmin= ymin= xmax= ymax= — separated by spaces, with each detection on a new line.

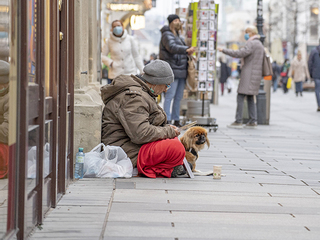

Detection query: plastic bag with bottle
xmin=83 ymin=143 xmax=133 ymax=178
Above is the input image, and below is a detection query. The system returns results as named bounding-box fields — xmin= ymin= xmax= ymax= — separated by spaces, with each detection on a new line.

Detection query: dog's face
xmin=180 ymin=126 xmax=210 ymax=151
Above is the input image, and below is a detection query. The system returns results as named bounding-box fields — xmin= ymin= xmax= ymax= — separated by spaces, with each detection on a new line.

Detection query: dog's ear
xmin=205 ymin=132 xmax=210 ymax=148
xmin=180 ymin=131 xmax=194 ymax=149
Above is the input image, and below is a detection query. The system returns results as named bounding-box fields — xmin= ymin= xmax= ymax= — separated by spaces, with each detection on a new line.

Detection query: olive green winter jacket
xmin=100 ymin=75 xmax=176 ymax=167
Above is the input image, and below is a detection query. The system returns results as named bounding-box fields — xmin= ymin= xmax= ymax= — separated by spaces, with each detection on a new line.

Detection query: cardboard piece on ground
xmin=193 ymin=170 xmax=213 ymax=176
xmin=183 ymin=158 xmax=194 ymax=178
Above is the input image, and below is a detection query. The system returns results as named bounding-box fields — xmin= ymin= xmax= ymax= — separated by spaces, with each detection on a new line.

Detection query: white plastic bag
xmin=83 ymin=143 xmax=133 ymax=178
xmin=226 ymin=77 xmax=234 ymax=90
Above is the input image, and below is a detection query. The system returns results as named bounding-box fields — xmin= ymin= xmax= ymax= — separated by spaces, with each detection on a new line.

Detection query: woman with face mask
xmin=159 ymin=14 xmax=195 ymax=127
xmin=101 ymin=20 xmax=144 ymax=83
xmin=218 ymin=26 xmax=264 ymax=128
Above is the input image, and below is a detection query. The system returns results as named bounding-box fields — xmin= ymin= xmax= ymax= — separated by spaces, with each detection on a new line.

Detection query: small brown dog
xmin=180 ymin=126 xmax=210 ymax=172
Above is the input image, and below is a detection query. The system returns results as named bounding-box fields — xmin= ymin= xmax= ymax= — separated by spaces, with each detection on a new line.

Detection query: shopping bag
xmin=84 ymin=143 xmax=133 ymax=178
xmin=262 ymin=51 xmax=273 ymax=77
xmin=186 ymin=56 xmax=197 ymax=92
xmin=287 ymin=77 xmax=292 ymax=89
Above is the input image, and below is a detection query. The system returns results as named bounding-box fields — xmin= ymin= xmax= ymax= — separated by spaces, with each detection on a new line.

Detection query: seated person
xmin=101 ymin=60 xmax=186 ymax=178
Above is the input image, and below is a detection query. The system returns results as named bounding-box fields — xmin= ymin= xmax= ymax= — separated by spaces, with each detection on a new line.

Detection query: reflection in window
xmin=27 ymin=125 xmax=39 ymax=193
xmin=28 ymin=0 xmax=37 ymax=83
xmin=0 ymin=0 xmax=10 ymax=237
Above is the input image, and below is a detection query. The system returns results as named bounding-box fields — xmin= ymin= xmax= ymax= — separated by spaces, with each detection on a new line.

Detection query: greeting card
xmin=208 ymin=30 xmax=215 ymax=40
xmin=209 ymin=1 xmax=215 ymax=10
xmin=199 ymin=50 xmax=207 ymax=60
xmin=209 ymin=10 xmax=215 ymax=20
xmin=199 ymin=20 xmax=208 ymax=30
xmin=199 ymin=0 xmax=209 ymax=9
xmin=198 ymin=10 xmax=209 ymax=20
xmin=207 ymin=71 xmax=214 ymax=80
xmin=198 ymin=71 xmax=207 ymax=81
xmin=208 ymin=41 xmax=214 ymax=51
xmin=199 ymin=30 xmax=208 ymax=40
xmin=209 ymin=20 xmax=215 ymax=30
xmin=208 ymin=51 xmax=215 ymax=60
xmin=208 ymin=61 xmax=215 ymax=71
xmin=206 ymin=81 xmax=213 ymax=91
xmin=199 ymin=60 xmax=208 ymax=71
xmin=198 ymin=81 xmax=207 ymax=91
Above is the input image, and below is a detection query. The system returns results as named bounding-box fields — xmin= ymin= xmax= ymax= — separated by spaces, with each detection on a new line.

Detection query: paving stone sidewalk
xmin=30 ymin=89 xmax=320 ymax=240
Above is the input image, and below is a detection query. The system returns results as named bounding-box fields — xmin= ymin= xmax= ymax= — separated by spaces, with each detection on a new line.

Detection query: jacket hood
xmin=100 ymin=75 xmax=156 ymax=105
xmin=160 ymin=25 xmax=171 ymax=34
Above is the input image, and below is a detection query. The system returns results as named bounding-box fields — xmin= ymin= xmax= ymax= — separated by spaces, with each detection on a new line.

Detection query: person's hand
xmin=186 ymin=47 xmax=195 ymax=55
xmin=170 ymin=125 xmax=181 ymax=136
xmin=110 ymin=62 xmax=113 ymax=68
xmin=217 ymin=47 xmax=223 ymax=52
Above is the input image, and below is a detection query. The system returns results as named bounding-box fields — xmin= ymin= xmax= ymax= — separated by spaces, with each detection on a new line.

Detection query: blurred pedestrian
xmin=160 ymin=14 xmax=195 ymax=127
xmin=280 ymin=59 xmax=290 ymax=93
xmin=101 ymin=20 xmax=144 ymax=84
xmin=101 ymin=60 xmax=187 ymax=178
xmin=289 ymin=51 xmax=310 ymax=97
xmin=145 ymin=53 xmax=157 ymax=65
xmin=272 ymin=61 xmax=280 ymax=92
xmin=308 ymin=38 xmax=320 ymax=111
xmin=219 ymin=57 xmax=231 ymax=95
xmin=218 ymin=26 xmax=264 ymax=128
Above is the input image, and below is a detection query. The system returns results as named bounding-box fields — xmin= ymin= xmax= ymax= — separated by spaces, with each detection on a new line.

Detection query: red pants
xmin=137 ymin=137 xmax=185 ymax=178
xmin=0 ymin=143 xmax=9 ymax=179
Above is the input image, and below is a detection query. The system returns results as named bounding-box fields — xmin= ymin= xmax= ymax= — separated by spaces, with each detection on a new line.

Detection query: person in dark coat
xmin=272 ymin=61 xmax=281 ymax=92
xmin=159 ymin=14 xmax=195 ymax=127
xmin=308 ymin=39 xmax=320 ymax=111
xmin=219 ymin=57 xmax=231 ymax=95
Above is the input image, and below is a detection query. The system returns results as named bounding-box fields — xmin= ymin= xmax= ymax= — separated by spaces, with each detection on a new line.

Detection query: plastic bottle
xmin=75 ymin=147 xmax=85 ymax=179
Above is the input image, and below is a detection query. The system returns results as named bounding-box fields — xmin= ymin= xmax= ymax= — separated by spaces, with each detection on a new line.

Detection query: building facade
xmin=268 ymin=0 xmax=320 ymax=60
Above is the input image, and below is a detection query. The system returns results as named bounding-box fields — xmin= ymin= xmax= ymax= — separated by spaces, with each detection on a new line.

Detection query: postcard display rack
xmin=192 ymin=1 xmax=219 ymax=132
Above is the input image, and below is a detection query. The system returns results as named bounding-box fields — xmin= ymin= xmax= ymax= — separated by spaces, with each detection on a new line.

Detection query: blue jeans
xmin=295 ymin=81 xmax=303 ymax=93
xmin=272 ymin=76 xmax=278 ymax=92
xmin=164 ymin=78 xmax=186 ymax=121
xmin=315 ymin=79 xmax=320 ymax=107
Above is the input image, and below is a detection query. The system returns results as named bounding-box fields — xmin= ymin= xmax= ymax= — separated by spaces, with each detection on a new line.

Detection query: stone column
xmin=74 ymin=0 xmax=103 ymax=155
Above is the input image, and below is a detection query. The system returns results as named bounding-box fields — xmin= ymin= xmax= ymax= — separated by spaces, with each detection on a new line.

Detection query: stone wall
xmin=74 ymin=0 xmax=103 ymax=156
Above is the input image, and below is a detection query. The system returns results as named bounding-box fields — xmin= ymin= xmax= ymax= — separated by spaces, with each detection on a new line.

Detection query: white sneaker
xmin=227 ymin=122 xmax=243 ymax=129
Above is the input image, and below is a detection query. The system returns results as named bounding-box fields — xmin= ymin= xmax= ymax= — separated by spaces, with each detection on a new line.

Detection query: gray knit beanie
xmin=142 ymin=60 xmax=174 ymax=85
xmin=0 ymin=60 xmax=9 ymax=84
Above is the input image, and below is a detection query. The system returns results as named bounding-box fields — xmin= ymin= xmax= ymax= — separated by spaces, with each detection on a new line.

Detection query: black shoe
xmin=296 ymin=92 xmax=298 ymax=97
xmin=173 ymin=120 xmax=182 ymax=128
xmin=171 ymin=165 xmax=186 ymax=178
xmin=300 ymin=92 xmax=303 ymax=97
xmin=317 ymin=107 xmax=320 ymax=112
xmin=167 ymin=120 xmax=172 ymax=125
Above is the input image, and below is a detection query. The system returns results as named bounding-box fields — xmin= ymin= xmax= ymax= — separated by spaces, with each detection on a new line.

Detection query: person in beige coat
xmin=289 ymin=51 xmax=310 ymax=97
xmin=218 ymin=26 xmax=264 ymax=128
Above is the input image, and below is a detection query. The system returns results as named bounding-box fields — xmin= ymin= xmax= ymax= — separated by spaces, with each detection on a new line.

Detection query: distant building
xmin=268 ymin=0 xmax=320 ymax=58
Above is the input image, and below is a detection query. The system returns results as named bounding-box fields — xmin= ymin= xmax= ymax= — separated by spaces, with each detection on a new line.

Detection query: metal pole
xmin=257 ymin=0 xmax=265 ymax=44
